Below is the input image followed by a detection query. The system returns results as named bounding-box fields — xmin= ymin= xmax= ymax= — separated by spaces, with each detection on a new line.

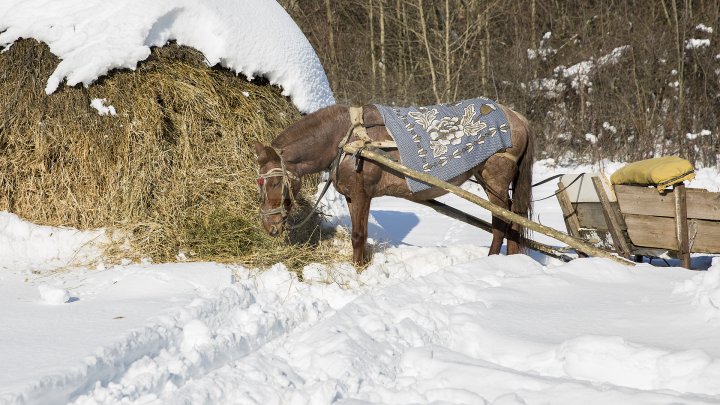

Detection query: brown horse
xmin=254 ymin=103 xmax=533 ymax=265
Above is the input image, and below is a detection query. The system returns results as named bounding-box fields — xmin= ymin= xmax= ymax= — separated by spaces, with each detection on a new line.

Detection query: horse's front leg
xmin=346 ymin=194 xmax=372 ymax=266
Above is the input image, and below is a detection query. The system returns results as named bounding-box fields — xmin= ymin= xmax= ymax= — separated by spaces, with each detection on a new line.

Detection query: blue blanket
xmin=374 ymin=97 xmax=512 ymax=192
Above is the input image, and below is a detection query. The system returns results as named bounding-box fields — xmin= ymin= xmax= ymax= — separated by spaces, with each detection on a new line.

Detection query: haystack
xmin=0 ymin=39 xmax=336 ymax=267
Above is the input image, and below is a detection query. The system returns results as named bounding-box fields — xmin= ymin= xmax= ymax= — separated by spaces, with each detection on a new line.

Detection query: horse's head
xmin=253 ymin=141 xmax=301 ymax=236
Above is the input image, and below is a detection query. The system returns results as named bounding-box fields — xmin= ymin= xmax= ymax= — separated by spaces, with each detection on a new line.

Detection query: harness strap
xmin=496 ymin=151 xmax=519 ymax=163
xmin=348 ymin=106 xmax=372 ymax=143
xmin=349 ymin=107 xmax=372 ymax=142
xmin=346 ymin=106 xmax=397 ymax=149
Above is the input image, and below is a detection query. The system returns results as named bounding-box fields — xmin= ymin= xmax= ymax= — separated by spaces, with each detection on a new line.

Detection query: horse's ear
xmin=254 ymin=141 xmax=269 ymax=163
xmin=254 ymin=141 xmax=280 ymax=164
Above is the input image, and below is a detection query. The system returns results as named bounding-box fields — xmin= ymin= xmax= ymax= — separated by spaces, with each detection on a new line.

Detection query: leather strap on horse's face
xmin=257 ymin=154 xmax=299 ymax=221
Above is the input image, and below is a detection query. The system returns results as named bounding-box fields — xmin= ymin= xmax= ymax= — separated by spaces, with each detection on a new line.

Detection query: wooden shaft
xmin=417 ymin=199 xmax=574 ymax=262
xmin=345 ymin=145 xmax=635 ymax=266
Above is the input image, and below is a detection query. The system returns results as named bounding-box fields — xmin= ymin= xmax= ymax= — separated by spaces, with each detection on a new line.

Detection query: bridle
xmin=257 ymin=156 xmax=298 ymax=232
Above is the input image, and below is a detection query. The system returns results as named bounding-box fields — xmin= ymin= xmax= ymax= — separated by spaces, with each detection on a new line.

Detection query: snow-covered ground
xmin=2 ymin=1 xmax=720 ymax=403
xmin=2 ymin=161 xmax=720 ymax=405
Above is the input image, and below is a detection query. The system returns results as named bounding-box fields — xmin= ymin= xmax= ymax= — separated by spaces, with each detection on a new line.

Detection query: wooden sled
xmin=556 ymin=173 xmax=720 ymax=269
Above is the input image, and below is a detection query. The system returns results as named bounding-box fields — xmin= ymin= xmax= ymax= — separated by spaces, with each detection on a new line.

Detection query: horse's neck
xmin=276 ymin=106 xmax=350 ymax=177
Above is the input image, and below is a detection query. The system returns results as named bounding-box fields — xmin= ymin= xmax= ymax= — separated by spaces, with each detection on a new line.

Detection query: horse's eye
xmin=257 ymin=177 xmax=264 ymax=186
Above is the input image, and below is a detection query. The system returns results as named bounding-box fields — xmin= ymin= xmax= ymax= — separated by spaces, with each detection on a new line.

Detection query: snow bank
xmin=674 ymin=262 xmax=720 ymax=321
xmin=0 ymin=0 xmax=334 ymax=113
xmin=0 ymin=212 xmax=107 ymax=272
xmin=16 ymin=253 xmax=713 ymax=405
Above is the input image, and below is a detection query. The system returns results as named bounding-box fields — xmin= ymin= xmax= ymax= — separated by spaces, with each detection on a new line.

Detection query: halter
xmin=257 ymin=155 xmax=298 ymax=223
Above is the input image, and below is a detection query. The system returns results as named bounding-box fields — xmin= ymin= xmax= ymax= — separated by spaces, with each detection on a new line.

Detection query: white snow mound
xmin=0 ymin=0 xmax=335 ymax=113
xmin=0 ymin=212 xmax=107 ymax=272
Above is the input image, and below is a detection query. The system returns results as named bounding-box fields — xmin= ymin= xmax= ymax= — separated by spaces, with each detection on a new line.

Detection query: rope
xmin=286 ymin=150 xmax=344 ymax=230
xmin=529 ymin=173 xmax=585 ymax=202
xmin=468 ymin=172 xmax=583 ymax=203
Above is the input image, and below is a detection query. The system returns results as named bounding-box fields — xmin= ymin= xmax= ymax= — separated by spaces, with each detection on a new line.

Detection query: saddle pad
xmin=374 ymin=97 xmax=512 ymax=192
xmin=610 ymin=156 xmax=695 ymax=191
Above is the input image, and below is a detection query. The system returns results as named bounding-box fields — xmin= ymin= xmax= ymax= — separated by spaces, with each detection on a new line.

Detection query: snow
xmin=2 ymin=2 xmax=720 ymax=404
xmin=584 ymin=133 xmax=598 ymax=144
xmin=686 ymin=38 xmax=711 ymax=50
xmin=0 ymin=211 xmax=107 ymax=273
xmin=695 ymin=24 xmax=714 ymax=34
xmin=526 ymin=32 xmax=556 ymax=61
xmin=37 ymin=284 xmax=71 ymax=305
xmin=0 ymin=0 xmax=334 ymax=113
xmin=90 ymin=98 xmax=117 ymax=117
xmin=528 ymin=46 xmax=629 ymax=99
xmin=2 ymin=161 xmax=720 ymax=404
xmin=686 ymin=129 xmax=712 ymax=141
xmin=602 ymin=121 xmax=618 ymax=134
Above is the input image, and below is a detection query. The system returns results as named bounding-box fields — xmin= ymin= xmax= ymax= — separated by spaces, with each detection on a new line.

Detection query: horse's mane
xmin=270 ymin=104 xmax=348 ymax=149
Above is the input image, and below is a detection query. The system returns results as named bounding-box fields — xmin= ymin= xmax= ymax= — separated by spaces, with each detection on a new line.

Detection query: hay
xmin=0 ymin=39 xmax=346 ymax=268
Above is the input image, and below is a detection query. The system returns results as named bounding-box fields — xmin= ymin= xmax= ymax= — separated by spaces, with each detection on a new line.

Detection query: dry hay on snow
xmin=0 ymin=39 xmax=343 ymax=268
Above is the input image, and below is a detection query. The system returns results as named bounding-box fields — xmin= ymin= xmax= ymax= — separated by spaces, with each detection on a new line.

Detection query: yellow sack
xmin=610 ymin=156 xmax=695 ymax=191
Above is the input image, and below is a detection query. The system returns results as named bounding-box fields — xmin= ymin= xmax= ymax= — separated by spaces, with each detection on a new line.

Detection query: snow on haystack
xmin=0 ymin=0 xmax=334 ymax=113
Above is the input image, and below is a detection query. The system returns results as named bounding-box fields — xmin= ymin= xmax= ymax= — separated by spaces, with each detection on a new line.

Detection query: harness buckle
xmin=353 ymin=147 xmax=365 ymax=172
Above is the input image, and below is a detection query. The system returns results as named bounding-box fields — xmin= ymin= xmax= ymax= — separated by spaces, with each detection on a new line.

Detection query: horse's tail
xmin=511 ymin=113 xmax=534 ymax=251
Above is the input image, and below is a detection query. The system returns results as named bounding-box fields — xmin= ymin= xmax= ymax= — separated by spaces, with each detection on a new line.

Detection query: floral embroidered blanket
xmin=374 ymin=97 xmax=512 ymax=192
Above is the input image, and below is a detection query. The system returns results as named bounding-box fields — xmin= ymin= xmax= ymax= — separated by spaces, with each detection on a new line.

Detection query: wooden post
xmin=556 ymin=180 xmax=583 ymax=238
xmin=592 ymin=176 xmax=633 ymax=258
xmin=345 ymin=145 xmax=635 ymax=266
xmin=556 ymin=179 xmax=588 ymax=257
xmin=674 ymin=184 xmax=691 ymax=269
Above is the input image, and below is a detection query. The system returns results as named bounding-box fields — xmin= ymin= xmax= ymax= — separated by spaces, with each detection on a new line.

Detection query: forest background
xmin=280 ymin=0 xmax=719 ymax=166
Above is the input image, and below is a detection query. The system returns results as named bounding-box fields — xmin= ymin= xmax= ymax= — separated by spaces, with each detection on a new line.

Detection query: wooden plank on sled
xmin=615 ymin=184 xmax=720 ymax=221
xmin=417 ymin=199 xmax=575 ymax=262
xmin=624 ymin=214 xmax=720 ymax=254
xmin=343 ymin=144 xmax=635 ymax=267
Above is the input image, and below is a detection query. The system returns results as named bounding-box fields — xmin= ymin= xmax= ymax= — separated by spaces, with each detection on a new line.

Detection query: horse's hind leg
xmin=505 ymin=217 xmax=524 ymax=255
xmin=346 ymin=194 xmax=372 ymax=266
xmin=478 ymin=156 xmax=517 ymax=255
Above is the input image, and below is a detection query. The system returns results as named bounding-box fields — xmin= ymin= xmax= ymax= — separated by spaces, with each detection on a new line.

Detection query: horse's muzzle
xmin=269 ymin=224 xmax=281 ymax=236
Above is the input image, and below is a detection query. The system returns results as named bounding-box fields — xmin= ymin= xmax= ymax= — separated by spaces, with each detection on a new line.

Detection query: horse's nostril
xmin=270 ymin=227 xmax=278 ymax=236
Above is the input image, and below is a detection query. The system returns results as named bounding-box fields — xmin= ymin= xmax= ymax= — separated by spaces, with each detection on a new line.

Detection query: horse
xmin=254 ymin=102 xmax=533 ymax=265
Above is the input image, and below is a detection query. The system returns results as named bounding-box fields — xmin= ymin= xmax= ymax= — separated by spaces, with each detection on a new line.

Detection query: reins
xmin=469 ymin=173 xmax=584 ymax=203
xmin=286 ymin=150 xmax=344 ymax=230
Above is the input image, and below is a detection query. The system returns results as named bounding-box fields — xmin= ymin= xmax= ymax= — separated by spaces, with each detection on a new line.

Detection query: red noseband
xmin=257 ymin=177 xmax=265 ymax=186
